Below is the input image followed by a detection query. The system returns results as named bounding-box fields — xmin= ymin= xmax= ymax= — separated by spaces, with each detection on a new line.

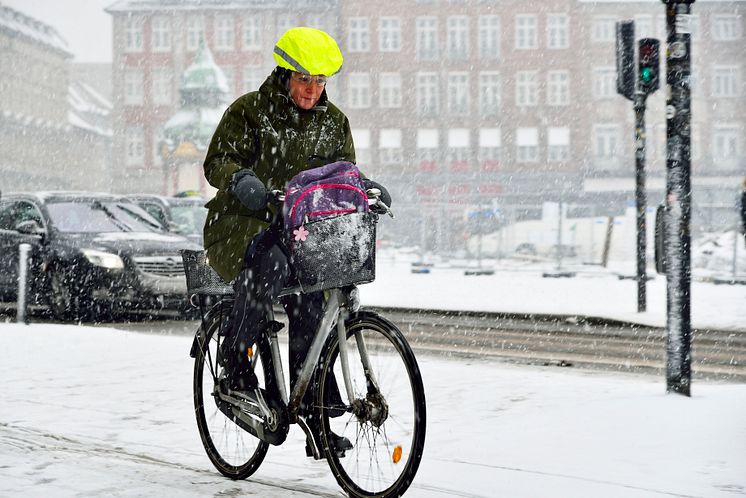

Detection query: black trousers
xmin=224 ymin=224 xmax=326 ymax=409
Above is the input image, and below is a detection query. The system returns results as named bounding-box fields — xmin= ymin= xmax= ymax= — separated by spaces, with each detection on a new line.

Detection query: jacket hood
xmin=258 ymin=67 xmax=329 ymax=113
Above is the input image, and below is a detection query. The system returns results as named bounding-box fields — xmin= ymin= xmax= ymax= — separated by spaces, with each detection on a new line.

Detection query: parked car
xmin=0 ymin=192 xmax=202 ymax=320
xmin=127 ymin=192 xmax=207 ymax=245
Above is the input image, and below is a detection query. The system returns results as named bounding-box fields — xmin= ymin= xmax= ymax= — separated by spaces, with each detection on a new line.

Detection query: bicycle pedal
xmin=268 ymin=320 xmax=285 ymax=333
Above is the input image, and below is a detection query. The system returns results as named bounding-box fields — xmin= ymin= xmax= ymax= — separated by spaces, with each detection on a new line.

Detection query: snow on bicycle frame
xmin=282 ymin=161 xmax=376 ymax=293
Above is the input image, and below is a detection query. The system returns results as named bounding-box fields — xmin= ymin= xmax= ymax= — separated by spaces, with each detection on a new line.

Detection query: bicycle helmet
xmin=273 ymin=27 xmax=343 ymax=76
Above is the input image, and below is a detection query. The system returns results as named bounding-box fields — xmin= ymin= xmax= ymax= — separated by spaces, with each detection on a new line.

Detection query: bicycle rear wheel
xmin=193 ymin=301 xmax=269 ymax=479
xmin=317 ymin=311 xmax=426 ymax=498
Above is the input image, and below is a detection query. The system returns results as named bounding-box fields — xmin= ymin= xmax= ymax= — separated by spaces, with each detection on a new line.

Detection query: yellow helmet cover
xmin=274 ymin=27 xmax=343 ymax=76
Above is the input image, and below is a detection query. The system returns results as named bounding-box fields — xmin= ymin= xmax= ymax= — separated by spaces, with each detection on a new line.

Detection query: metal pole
xmin=663 ymin=0 xmax=694 ymax=396
xmin=634 ymin=92 xmax=648 ymax=312
xmin=17 ymin=243 xmax=31 ymax=324
xmin=557 ymin=195 xmax=565 ymax=271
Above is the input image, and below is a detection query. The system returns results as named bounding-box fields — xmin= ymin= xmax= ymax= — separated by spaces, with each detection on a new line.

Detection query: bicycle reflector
xmin=393 ymin=445 xmax=403 ymax=464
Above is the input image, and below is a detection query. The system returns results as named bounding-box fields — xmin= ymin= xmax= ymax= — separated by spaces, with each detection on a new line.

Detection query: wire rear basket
xmin=181 ymin=249 xmax=234 ymax=296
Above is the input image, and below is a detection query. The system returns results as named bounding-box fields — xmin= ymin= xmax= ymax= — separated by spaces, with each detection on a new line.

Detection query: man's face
xmin=288 ymin=72 xmax=327 ymax=110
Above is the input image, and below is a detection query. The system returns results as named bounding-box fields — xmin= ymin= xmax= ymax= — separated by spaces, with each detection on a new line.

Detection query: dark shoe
xmin=303 ymin=415 xmax=353 ymax=458
xmin=305 ymin=431 xmax=352 ymax=458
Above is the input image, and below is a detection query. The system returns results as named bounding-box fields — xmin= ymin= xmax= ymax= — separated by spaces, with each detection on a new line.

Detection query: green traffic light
xmin=641 ymin=67 xmax=653 ymax=82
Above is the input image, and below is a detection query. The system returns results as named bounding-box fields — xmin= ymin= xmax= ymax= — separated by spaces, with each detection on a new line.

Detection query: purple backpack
xmin=283 ymin=161 xmax=369 ymax=230
xmin=282 ymin=161 xmax=376 ymax=292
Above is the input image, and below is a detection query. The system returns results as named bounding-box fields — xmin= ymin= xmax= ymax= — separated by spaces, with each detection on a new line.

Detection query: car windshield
xmin=46 ymin=200 xmax=166 ymax=233
xmin=169 ymin=204 xmax=207 ymax=236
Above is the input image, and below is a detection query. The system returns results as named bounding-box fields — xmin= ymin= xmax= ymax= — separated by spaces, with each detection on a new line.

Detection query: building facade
xmin=0 ymin=3 xmax=112 ymax=193
xmin=107 ymin=0 xmax=745 ymax=248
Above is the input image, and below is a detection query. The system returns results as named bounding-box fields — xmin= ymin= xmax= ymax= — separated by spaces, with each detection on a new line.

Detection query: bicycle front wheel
xmin=193 ymin=301 xmax=269 ymax=479
xmin=317 ymin=311 xmax=427 ymax=498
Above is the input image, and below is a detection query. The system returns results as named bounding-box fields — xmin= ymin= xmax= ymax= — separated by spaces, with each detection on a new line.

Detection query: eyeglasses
xmin=291 ymin=72 xmax=328 ymax=87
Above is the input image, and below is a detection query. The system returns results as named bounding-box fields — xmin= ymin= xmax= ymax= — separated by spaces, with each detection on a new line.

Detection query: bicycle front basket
xmin=180 ymin=249 xmax=234 ymax=296
xmin=289 ymin=212 xmax=376 ymax=293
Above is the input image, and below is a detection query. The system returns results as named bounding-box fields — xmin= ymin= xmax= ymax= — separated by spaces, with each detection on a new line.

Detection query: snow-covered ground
xmin=363 ymin=251 xmax=746 ymax=332
xmin=1 ymin=324 xmax=745 ymax=498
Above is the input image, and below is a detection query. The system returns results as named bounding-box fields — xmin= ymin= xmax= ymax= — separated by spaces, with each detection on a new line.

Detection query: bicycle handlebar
xmin=267 ymin=189 xmax=394 ymax=218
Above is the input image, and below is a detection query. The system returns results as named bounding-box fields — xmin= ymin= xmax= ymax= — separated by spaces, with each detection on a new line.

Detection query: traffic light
xmin=638 ymin=38 xmax=660 ymax=94
xmin=616 ymin=21 xmax=635 ymax=100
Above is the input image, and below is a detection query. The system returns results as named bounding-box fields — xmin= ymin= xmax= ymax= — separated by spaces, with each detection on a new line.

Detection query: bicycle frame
xmin=268 ymin=286 xmax=378 ymax=419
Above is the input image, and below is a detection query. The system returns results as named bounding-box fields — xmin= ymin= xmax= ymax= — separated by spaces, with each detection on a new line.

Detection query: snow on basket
xmin=288 ymin=212 xmax=376 ymax=293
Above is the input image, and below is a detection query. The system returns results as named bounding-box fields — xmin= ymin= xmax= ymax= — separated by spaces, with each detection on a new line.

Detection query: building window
xmin=478 ymin=128 xmax=501 ymax=170
xmin=380 ymin=129 xmax=402 ymax=165
xmin=416 ymin=17 xmax=438 ymax=61
xmin=126 ymin=127 xmax=144 ymax=166
xmin=478 ymin=15 xmax=499 ymax=60
xmin=447 ymin=16 xmax=469 ymax=60
xmin=712 ymin=15 xmax=741 ymax=41
xmin=592 ymin=16 xmax=616 ymax=42
xmin=547 ymin=127 xmax=570 ymax=162
xmin=215 ymin=15 xmax=234 ymax=51
xmin=712 ymin=124 xmax=742 ymax=162
xmin=124 ymin=70 xmax=143 ymax=105
xmin=447 ymin=72 xmax=469 ymax=115
xmin=417 ymin=129 xmax=439 ymax=171
xmin=379 ymin=17 xmax=401 ymax=52
xmin=515 ymin=70 xmax=538 ymax=106
xmin=516 ymin=127 xmax=538 ymax=163
xmin=547 ymin=14 xmax=569 ymax=49
xmin=352 ymin=129 xmax=371 ymax=166
xmin=242 ymin=16 xmax=262 ymax=51
xmin=479 ymin=71 xmax=500 ymax=116
xmin=593 ymin=66 xmax=616 ymax=99
xmin=152 ymin=68 xmax=172 ymax=106
xmin=243 ymin=65 xmax=263 ymax=93
xmin=416 ymin=72 xmax=439 ymax=116
xmin=380 ymin=72 xmax=402 ymax=108
xmin=348 ymin=17 xmax=370 ymax=52
xmin=124 ymin=18 xmax=143 ymax=53
xmin=448 ymin=129 xmax=470 ymax=170
xmin=547 ymin=70 xmax=570 ymax=106
xmin=187 ymin=16 xmax=204 ymax=52
xmin=306 ymin=13 xmax=331 ymax=35
xmin=593 ymin=124 xmax=621 ymax=168
xmin=712 ymin=65 xmax=741 ymax=97
xmin=515 ymin=15 xmax=537 ymax=49
xmin=348 ymin=72 xmax=371 ymax=108
xmin=277 ymin=14 xmax=297 ymax=37
xmin=151 ymin=16 xmax=171 ymax=52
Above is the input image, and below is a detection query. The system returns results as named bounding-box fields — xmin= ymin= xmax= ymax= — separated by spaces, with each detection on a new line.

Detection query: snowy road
xmin=1 ymin=323 xmax=745 ymax=497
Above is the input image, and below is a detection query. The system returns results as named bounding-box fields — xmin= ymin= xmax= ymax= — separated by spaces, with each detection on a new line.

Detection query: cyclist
xmin=202 ymin=27 xmax=389 ymax=455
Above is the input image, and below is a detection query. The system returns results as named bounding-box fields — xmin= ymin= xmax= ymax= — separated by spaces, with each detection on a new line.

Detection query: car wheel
xmin=49 ymin=266 xmax=92 ymax=322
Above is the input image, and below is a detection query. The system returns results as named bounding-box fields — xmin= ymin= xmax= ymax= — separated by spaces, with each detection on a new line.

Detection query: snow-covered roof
xmin=68 ymin=80 xmax=113 ymax=137
xmin=0 ymin=4 xmax=71 ymax=57
xmin=105 ymin=0 xmax=336 ymax=13
xmin=162 ymin=107 xmax=223 ymax=149
xmin=1 ymin=109 xmax=71 ymax=132
xmin=181 ymin=42 xmax=229 ymax=94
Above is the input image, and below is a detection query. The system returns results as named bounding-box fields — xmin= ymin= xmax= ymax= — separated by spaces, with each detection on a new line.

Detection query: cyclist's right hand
xmin=230 ymin=169 xmax=267 ymax=211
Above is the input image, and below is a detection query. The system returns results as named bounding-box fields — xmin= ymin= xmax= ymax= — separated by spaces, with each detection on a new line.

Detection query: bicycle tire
xmin=317 ymin=311 xmax=427 ymax=498
xmin=193 ymin=301 xmax=269 ymax=479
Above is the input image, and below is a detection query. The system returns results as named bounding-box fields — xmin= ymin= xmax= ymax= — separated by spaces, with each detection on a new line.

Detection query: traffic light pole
xmin=633 ymin=92 xmax=648 ymax=313
xmin=662 ymin=0 xmax=694 ymax=396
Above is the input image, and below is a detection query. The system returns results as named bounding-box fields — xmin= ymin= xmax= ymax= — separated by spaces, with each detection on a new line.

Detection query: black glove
xmin=363 ymin=179 xmax=392 ymax=211
xmin=229 ymin=169 xmax=267 ymax=211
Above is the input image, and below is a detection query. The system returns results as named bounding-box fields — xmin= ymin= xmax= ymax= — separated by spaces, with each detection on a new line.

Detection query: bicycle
xmin=181 ymin=190 xmax=426 ymax=498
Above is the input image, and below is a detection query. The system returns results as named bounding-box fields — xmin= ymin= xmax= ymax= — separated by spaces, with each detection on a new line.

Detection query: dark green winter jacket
xmin=203 ymin=67 xmax=356 ymax=282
